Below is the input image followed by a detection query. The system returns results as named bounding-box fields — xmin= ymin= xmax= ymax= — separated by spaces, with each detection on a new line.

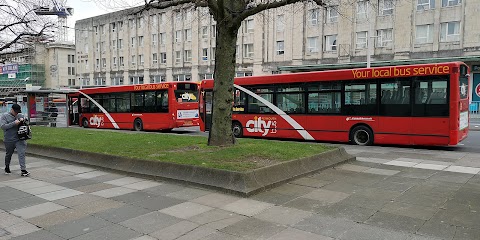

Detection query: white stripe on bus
xmin=234 ymin=84 xmax=314 ymax=140
xmin=78 ymin=92 xmax=120 ymax=129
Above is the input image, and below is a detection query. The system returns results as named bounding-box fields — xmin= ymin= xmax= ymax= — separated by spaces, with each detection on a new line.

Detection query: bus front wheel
xmin=350 ymin=125 xmax=373 ymax=146
xmin=134 ymin=119 xmax=143 ymax=131
xmin=82 ymin=118 xmax=89 ymax=128
xmin=232 ymin=122 xmax=243 ymax=138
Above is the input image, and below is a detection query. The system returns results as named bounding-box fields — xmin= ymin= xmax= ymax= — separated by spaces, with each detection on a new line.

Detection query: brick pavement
xmin=0 ymin=145 xmax=479 ymax=240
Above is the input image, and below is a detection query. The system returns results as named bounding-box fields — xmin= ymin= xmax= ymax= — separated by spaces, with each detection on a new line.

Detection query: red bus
xmin=70 ymin=82 xmax=200 ymax=131
xmin=200 ymin=62 xmax=469 ymax=146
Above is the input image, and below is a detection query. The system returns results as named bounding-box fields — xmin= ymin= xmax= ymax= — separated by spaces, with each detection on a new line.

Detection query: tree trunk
xmin=207 ymin=22 xmax=239 ymax=146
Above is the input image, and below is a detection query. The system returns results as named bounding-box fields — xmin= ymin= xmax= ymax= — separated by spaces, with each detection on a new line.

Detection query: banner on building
xmin=473 ymin=73 xmax=480 ymax=102
xmin=1 ymin=64 xmax=19 ymax=74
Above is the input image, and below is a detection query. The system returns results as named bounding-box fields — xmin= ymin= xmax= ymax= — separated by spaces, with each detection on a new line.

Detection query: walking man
xmin=0 ymin=103 xmax=29 ymax=176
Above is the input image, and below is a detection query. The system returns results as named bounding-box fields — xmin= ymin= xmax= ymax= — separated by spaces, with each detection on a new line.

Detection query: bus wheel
xmin=350 ymin=125 xmax=373 ymax=146
xmin=232 ymin=122 xmax=243 ymax=138
xmin=82 ymin=118 xmax=89 ymax=128
xmin=134 ymin=119 xmax=143 ymax=131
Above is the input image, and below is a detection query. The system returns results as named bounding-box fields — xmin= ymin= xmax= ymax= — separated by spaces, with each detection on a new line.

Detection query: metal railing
xmin=470 ymin=101 xmax=480 ymax=118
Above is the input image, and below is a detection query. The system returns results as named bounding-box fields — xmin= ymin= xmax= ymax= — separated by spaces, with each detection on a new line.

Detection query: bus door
xmin=67 ymin=95 xmax=79 ymax=126
xmin=202 ymin=90 xmax=213 ymax=131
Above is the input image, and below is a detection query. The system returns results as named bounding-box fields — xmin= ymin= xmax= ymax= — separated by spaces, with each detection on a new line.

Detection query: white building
xmin=74 ymin=0 xmax=480 ymax=87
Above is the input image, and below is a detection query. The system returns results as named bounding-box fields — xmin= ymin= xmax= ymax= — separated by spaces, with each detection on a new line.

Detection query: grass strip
xmin=3 ymin=126 xmax=334 ymax=172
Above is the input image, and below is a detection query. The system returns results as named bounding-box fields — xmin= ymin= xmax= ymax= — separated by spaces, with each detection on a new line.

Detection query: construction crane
xmin=33 ymin=0 xmax=73 ymax=42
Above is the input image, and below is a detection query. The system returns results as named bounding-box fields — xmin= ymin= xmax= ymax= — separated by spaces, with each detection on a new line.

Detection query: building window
xmin=376 ymin=29 xmax=393 ymax=47
xmin=131 ymin=55 xmax=136 ymax=66
xmin=152 ymin=53 xmax=158 ymax=64
xmin=94 ymin=77 xmax=106 ymax=86
xmin=118 ymin=39 xmax=123 ymax=49
xmin=130 ymin=76 xmax=144 ymax=84
xmin=276 ymin=41 xmax=284 ymax=55
xmin=118 ymin=21 xmax=123 ymax=31
xmin=111 ymin=22 xmax=116 ymax=32
xmin=379 ymin=0 xmax=394 ymax=15
xmin=174 ymin=10 xmax=182 ymax=24
xmin=357 ymin=0 xmax=367 ymax=19
xmin=112 ymin=77 xmax=123 ymax=85
xmin=159 ymin=13 xmax=165 ymax=24
xmin=138 ymin=54 xmax=144 ymax=66
xmin=175 ymin=51 xmax=181 ymax=63
xmin=112 ymin=40 xmax=116 ymax=49
xmin=244 ymin=19 xmax=254 ymax=33
xmin=175 ymin=30 xmax=182 ymax=43
xmin=199 ymin=73 xmax=213 ymax=80
xmin=131 ymin=37 xmax=135 ymax=47
xmin=94 ymin=26 xmax=98 ymax=34
xmin=138 ymin=17 xmax=143 ymax=28
xmin=243 ymin=44 xmax=254 ymax=58
xmin=211 ymin=25 xmax=216 ymax=38
xmin=202 ymin=48 xmax=208 ymax=60
xmin=307 ymin=37 xmax=318 ymax=53
xmin=68 ymin=79 xmax=76 ymax=86
xmin=184 ymin=29 xmax=192 ymax=42
xmin=201 ymin=26 xmax=208 ymax=38
xmin=102 ymin=58 xmax=106 ymax=68
xmin=101 ymin=41 xmax=105 ymax=51
xmin=212 ymin=47 xmax=216 ymax=60
xmin=185 ymin=10 xmax=192 ymax=21
xmin=82 ymin=78 xmax=90 ymax=86
xmin=174 ymin=74 xmax=191 ymax=81
xmin=68 ymin=67 xmax=71 ymax=75
xmin=100 ymin=25 xmax=105 ymax=34
xmin=417 ymin=0 xmax=435 ymax=10
xmin=113 ymin=57 xmax=117 ymax=67
xmin=160 ymin=33 xmax=166 ymax=44
xmin=276 ymin=15 xmax=285 ymax=32
xmin=415 ymin=24 xmax=434 ymax=44
xmin=324 ymin=35 xmax=337 ymax=51
xmin=160 ymin=52 xmax=167 ymax=64
xmin=184 ymin=50 xmax=192 ymax=62
xmin=119 ymin=57 xmax=124 ymax=66
xmin=325 ymin=6 xmax=338 ymax=23
xmin=440 ymin=22 xmax=460 ymax=42
xmin=356 ymin=31 xmax=367 ymax=49
xmin=442 ymin=0 xmax=461 ymax=7
xmin=138 ymin=36 xmax=144 ymax=47
xmin=151 ymin=14 xmax=157 ymax=27
xmin=72 ymin=67 xmax=75 ymax=75
xmin=308 ymin=9 xmax=319 ymax=25
xmin=150 ymin=75 xmax=166 ymax=83
xmin=236 ymin=72 xmax=253 ymax=77
xmin=152 ymin=34 xmax=157 ymax=45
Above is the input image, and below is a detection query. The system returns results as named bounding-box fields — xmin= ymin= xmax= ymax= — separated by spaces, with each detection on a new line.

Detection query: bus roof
xmin=76 ymin=81 xmax=198 ymax=95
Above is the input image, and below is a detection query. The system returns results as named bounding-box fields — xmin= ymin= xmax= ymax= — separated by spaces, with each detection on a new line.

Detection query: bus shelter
xmin=24 ymin=89 xmax=77 ymax=127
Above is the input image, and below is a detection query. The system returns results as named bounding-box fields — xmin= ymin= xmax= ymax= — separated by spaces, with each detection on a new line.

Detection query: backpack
xmin=17 ymin=119 xmax=32 ymax=140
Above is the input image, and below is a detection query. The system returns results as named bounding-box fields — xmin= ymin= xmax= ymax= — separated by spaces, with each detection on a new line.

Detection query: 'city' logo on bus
xmin=89 ymin=115 xmax=104 ymax=128
xmin=181 ymin=92 xmax=197 ymax=101
xmin=246 ymin=116 xmax=277 ymax=136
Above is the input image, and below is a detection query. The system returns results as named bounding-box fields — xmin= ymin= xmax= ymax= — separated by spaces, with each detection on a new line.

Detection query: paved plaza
xmin=0 ymin=145 xmax=479 ymax=240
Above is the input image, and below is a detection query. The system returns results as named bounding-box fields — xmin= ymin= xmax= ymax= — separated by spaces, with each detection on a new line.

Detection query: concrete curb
xmin=1 ymin=142 xmax=354 ymax=196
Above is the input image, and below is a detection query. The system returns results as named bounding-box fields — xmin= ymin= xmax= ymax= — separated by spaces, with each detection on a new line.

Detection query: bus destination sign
xmin=133 ymin=83 xmax=169 ymax=91
xmin=352 ymin=65 xmax=450 ymax=79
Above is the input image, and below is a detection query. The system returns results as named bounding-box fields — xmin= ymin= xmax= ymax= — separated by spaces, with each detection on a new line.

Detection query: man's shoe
xmin=4 ymin=166 xmax=11 ymax=175
xmin=21 ymin=170 xmax=29 ymax=177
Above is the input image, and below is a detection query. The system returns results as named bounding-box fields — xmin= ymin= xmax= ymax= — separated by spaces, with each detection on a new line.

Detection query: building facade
xmin=0 ymin=41 xmax=75 ymax=94
xmin=74 ymin=0 xmax=480 ymax=87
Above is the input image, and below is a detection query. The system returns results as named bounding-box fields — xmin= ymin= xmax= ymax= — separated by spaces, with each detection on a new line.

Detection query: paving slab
xmin=221 ymin=198 xmax=274 ymax=217
xmin=71 ymin=198 xmax=125 ymax=214
xmin=253 ymin=205 xmax=312 ymax=226
xmin=444 ymin=166 xmax=480 ymax=174
xmin=119 ymin=211 xmax=182 ymax=234
xmin=339 ymin=222 xmax=409 ymax=240
xmin=315 ymin=202 xmax=378 ymax=222
xmin=10 ymin=202 xmax=65 ymax=219
xmin=110 ymin=191 xmax=156 ymax=204
xmin=220 ymin=218 xmax=286 ymax=240
xmin=53 ymin=193 xmax=105 ymax=207
xmin=131 ymin=195 xmax=184 ymax=211
xmin=73 ymin=183 xmax=117 ymax=193
xmin=75 ymin=170 xmax=109 ymax=179
xmin=294 ymin=215 xmax=357 ymax=238
xmin=364 ymin=211 xmax=425 ymax=233
xmin=0 ymin=196 xmax=47 ymax=212
xmin=159 ymin=202 xmax=214 ymax=219
xmin=56 ymin=165 xmax=95 ymax=174
xmin=26 ymin=208 xmax=89 ymax=228
xmin=46 ymin=215 xmax=112 ymax=239
xmin=36 ymin=189 xmax=83 ymax=201
xmin=9 ymin=229 xmax=65 ymax=240
xmin=290 ymin=177 xmax=331 ymax=188
xmin=190 ymin=193 xmax=242 ymax=208
xmin=94 ymin=204 xmax=151 ymax=223
xmin=302 ymin=189 xmax=350 ymax=205
xmin=166 ymin=187 xmax=211 ymax=200
xmin=105 ymin=177 xmax=145 ymax=186
xmin=123 ymin=180 xmax=161 ymax=190
xmin=90 ymin=186 xmax=137 ymax=198
xmin=4 ymin=221 xmax=40 ymax=237
xmin=267 ymin=227 xmax=333 ymax=240
xmin=175 ymin=225 xmax=217 ymax=240
xmin=380 ymin=201 xmax=438 ymax=221
xmin=249 ymin=190 xmax=298 ymax=205
xmin=69 ymin=224 xmax=142 ymax=240
xmin=148 ymin=220 xmax=199 ymax=240
xmin=20 ymin=185 xmax=67 ymax=195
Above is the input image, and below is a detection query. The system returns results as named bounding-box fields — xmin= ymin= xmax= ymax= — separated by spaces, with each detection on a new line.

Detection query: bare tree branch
xmin=237 ymin=0 xmax=325 ymax=21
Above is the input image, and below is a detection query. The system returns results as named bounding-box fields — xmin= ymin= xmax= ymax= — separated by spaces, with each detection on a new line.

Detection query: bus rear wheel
xmin=82 ymin=118 xmax=89 ymax=128
xmin=232 ymin=122 xmax=243 ymax=138
xmin=134 ymin=119 xmax=143 ymax=131
xmin=350 ymin=125 xmax=373 ymax=146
